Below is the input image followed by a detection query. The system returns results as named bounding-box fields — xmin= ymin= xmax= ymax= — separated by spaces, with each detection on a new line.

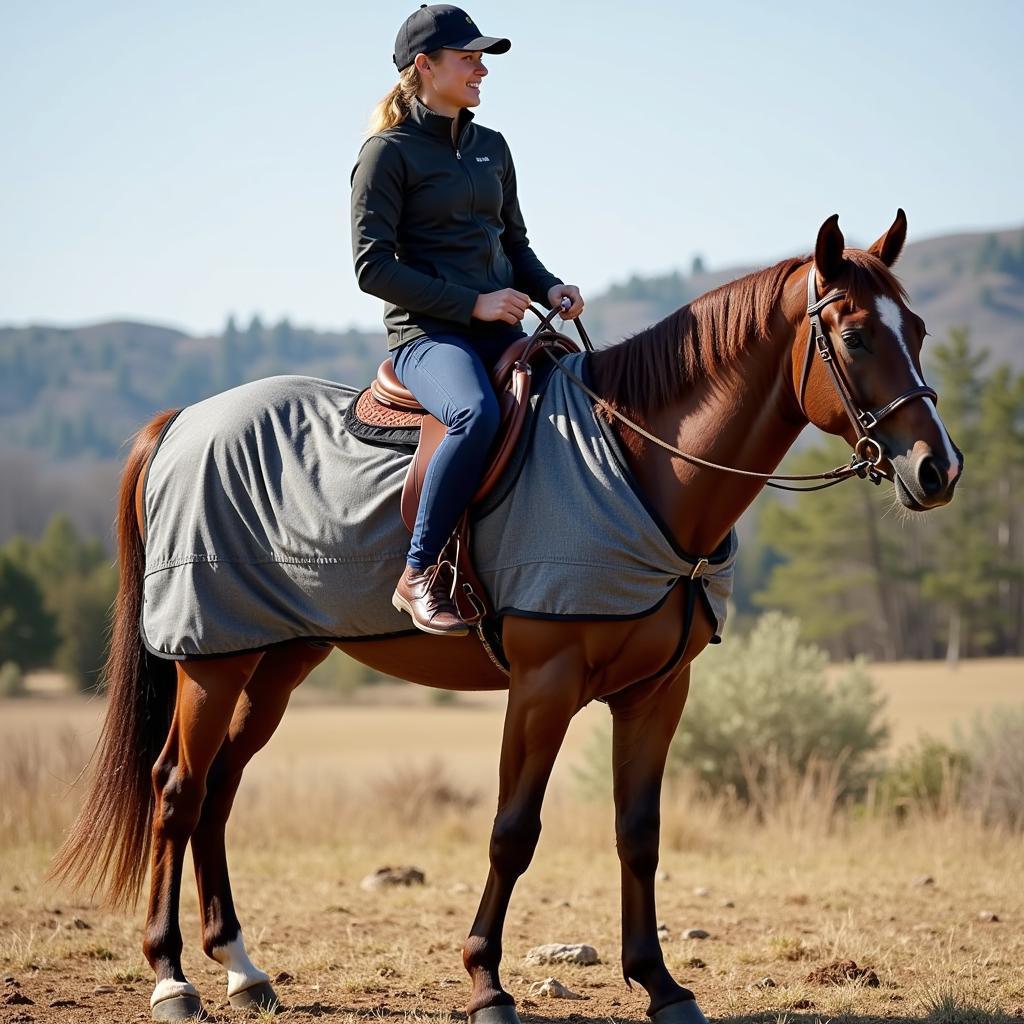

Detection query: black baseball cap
xmin=393 ymin=4 xmax=511 ymax=72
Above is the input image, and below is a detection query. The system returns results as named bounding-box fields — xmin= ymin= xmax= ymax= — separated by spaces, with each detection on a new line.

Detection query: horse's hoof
xmin=468 ymin=1005 xmax=523 ymax=1024
xmin=151 ymin=993 xmax=204 ymax=1021
xmin=229 ymin=980 xmax=280 ymax=1012
xmin=651 ymin=999 xmax=710 ymax=1024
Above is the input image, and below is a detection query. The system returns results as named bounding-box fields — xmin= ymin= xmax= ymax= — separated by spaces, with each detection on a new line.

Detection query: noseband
xmin=797 ymin=267 xmax=938 ymax=482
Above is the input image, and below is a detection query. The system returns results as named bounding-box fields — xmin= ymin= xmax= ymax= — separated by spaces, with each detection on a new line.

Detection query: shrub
xmin=958 ymin=705 xmax=1024 ymax=830
xmin=0 ymin=660 xmax=25 ymax=697
xmin=574 ymin=613 xmax=889 ymax=806
xmin=668 ymin=613 xmax=889 ymax=802
xmin=367 ymin=757 xmax=480 ymax=826
xmin=879 ymin=737 xmax=970 ymax=816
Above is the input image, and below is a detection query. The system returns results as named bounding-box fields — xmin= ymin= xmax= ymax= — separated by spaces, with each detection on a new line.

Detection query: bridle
xmin=523 ymin=264 xmax=938 ymax=492
xmin=797 ymin=266 xmax=937 ymax=485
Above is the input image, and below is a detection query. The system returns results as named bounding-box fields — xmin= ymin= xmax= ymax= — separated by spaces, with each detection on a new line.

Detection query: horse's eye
xmin=842 ymin=331 xmax=864 ymax=350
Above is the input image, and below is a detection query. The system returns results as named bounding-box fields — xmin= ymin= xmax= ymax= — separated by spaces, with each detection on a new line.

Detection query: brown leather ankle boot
xmin=391 ymin=562 xmax=469 ymax=636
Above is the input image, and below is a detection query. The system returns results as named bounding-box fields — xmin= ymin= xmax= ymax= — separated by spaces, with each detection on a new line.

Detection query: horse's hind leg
xmin=143 ymin=652 xmax=263 ymax=1021
xmin=610 ymin=667 xmax=708 ymax=1024
xmin=190 ymin=641 xmax=331 ymax=1010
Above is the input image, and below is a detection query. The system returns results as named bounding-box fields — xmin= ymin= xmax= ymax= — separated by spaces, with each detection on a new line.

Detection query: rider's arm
xmin=498 ymin=133 xmax=563 ymax=306
xmin=350 ymin=135 xmax=479 ymax=324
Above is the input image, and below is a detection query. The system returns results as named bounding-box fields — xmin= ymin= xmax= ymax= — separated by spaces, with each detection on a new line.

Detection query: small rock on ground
xmin=720 ymin=899 xmax=735 ymax=908
xmin=693 ymin=886 xmax=710 ymax=897
xmin=683 ymin=928 xmax=710 ymax=940
xmin=805 ymin=959 xmax=880 ymax=987
xmin=360 ymin=865 xmax=426 ymax=891
xmin=913 ymin=874 xmax=935 ymax=887
xmin=977 ymin=910 xmax=1000 ymax=922
xmin=523 ymin=943 xmax=600 ymax=966
xmin=751 ymin=977 xmax=776 ymax=990
xmin=528 ymin=977 xmax=585 ymax=1000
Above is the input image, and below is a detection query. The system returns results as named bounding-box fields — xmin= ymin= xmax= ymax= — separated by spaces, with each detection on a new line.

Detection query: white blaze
xmin=874 ymin=295 xmax=959 ymax=473
xmin=212 ymin=933 xmax=271 ymax=997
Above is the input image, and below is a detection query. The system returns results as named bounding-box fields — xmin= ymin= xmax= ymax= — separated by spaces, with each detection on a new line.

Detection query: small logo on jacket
xmin=475 ymin=156 xmax=490 ymax=162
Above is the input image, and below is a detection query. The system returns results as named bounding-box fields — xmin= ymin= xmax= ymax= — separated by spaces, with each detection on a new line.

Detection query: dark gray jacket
xmin=350 ymin=94 xmax=563 ymax=351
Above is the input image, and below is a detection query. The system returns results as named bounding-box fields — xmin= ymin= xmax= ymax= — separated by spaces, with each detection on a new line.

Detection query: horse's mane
xmin=589 ymin=249 xmax=908 ymax=418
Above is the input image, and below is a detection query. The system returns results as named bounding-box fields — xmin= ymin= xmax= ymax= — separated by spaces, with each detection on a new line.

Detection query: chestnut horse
xmin=53 ymin=212 xmax=962 ymax=1023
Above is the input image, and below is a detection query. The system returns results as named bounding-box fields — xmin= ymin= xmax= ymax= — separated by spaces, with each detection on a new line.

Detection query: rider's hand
xmin=547 ymin=284 xmax=584 ymax=319
xmin=472 ymin=288 xmax=531 ymax=325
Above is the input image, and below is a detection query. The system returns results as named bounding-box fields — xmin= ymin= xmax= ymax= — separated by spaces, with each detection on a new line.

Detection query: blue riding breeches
xmin=392 ymin=330 xmax=528 ymax=570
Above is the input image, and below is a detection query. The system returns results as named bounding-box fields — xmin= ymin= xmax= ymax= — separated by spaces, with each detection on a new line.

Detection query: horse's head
xmin=795 ymin=210 xmax=963 ymax=510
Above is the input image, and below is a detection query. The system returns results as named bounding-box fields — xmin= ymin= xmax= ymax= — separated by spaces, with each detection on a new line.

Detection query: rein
xmin=524 ymin=266 xmax=937 ymax=492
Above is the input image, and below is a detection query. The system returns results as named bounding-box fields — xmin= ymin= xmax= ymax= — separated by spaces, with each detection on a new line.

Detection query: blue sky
xmin=2 ymin=0 xmax=1022 ymax=336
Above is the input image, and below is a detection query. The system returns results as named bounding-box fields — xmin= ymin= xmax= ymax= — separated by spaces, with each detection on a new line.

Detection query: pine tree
xmin=917 ymin=328 xmax=999 ymax=663
xmin=754 ymin=436 xmax=902 ymax=659
xmin=0 ymin=553 xmax=58 ymax=669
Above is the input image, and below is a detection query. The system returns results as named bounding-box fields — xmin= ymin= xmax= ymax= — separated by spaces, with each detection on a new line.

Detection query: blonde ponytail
xmin=365 ymin=49 xmax=444 ymax=136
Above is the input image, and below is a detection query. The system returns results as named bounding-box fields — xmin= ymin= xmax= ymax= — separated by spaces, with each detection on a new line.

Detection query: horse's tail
xmin=50 ymin=408 xmax=179 ymax=910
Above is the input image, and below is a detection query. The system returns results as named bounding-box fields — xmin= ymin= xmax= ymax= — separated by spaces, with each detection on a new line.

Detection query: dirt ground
xmin=2 ymin=662 xmax=1023 ymax=1023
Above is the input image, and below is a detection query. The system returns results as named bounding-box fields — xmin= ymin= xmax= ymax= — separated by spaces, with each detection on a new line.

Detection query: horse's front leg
xmin=462 ymin=658 xmax=582 ymax=1024
xmin=610 ymin=666 xmax=708 ymax=1024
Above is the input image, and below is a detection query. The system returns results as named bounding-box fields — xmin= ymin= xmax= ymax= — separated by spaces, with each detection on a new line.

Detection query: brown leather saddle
xmin=349 ymin=303 xmax=591 ymax=627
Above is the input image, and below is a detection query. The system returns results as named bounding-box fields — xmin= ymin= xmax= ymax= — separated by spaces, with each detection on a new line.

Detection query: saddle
xmin=349 ymin=304 xmax=589 ymax=628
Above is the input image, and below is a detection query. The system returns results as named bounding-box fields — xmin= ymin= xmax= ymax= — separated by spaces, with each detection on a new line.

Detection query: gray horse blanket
xmin=141 ymin=353 xmax=737 ymax=658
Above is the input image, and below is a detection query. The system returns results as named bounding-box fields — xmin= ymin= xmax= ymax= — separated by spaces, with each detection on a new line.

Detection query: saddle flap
xmin=401 ymin=414 xmax=447 ymax=532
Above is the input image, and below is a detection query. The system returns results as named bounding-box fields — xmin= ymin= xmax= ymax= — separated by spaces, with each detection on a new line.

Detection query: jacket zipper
xmin=453 ymin=127 xmax=497 ymax=280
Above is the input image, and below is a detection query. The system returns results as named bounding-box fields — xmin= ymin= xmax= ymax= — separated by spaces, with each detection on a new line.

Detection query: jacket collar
xmin=407 ymin=94 xmax=474 ymax=144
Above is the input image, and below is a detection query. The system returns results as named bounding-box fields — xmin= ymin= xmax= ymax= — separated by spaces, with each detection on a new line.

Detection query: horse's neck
xmin=617 ymin=313 xmax=805 ymax=557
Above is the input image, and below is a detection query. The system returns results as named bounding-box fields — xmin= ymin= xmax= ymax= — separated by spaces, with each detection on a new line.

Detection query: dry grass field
xmin=1 ymin=658 xmax=1022 ymax=1024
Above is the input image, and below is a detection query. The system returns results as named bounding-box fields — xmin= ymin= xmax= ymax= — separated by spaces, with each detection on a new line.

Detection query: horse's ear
xmin=815 ymin=214 xmax=845 ymax=281
xmin=868 ymin=208 xmax=908 ymax=267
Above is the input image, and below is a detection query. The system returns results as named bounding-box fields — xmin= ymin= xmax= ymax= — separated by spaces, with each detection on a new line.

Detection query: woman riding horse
xmin=51 ymin=167 xmax=963 ymax=1024
xmin=350 ymin=3 xmax=585 ymax=636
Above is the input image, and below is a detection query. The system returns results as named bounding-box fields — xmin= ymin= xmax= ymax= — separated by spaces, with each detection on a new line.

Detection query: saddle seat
xmin=351 ymin=330 xmax=583 ymax=626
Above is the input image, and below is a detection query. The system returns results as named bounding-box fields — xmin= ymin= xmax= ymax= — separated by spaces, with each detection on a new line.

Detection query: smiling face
xmin=799 ymin=211 xmax=964 ymax=511
xmin=414 ymin=47 xmax=487 ymax=115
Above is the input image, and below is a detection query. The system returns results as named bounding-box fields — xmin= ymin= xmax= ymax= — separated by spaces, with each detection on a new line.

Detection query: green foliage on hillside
xmin=0 ymin=318 xmax=383 ymax=460
xmin=604 ymin=268 xmax=697 ymax=312
xmin=974 ymin=231 xmax=1024 ymax=279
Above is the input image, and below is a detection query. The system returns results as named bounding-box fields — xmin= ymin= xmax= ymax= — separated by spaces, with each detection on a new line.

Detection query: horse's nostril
xmin=918 ymin=455 xmax=945 ymax=497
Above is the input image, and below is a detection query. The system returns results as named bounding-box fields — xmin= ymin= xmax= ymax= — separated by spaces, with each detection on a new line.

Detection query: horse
xmin=52 ymin=211 xmax=962 ymax=1024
